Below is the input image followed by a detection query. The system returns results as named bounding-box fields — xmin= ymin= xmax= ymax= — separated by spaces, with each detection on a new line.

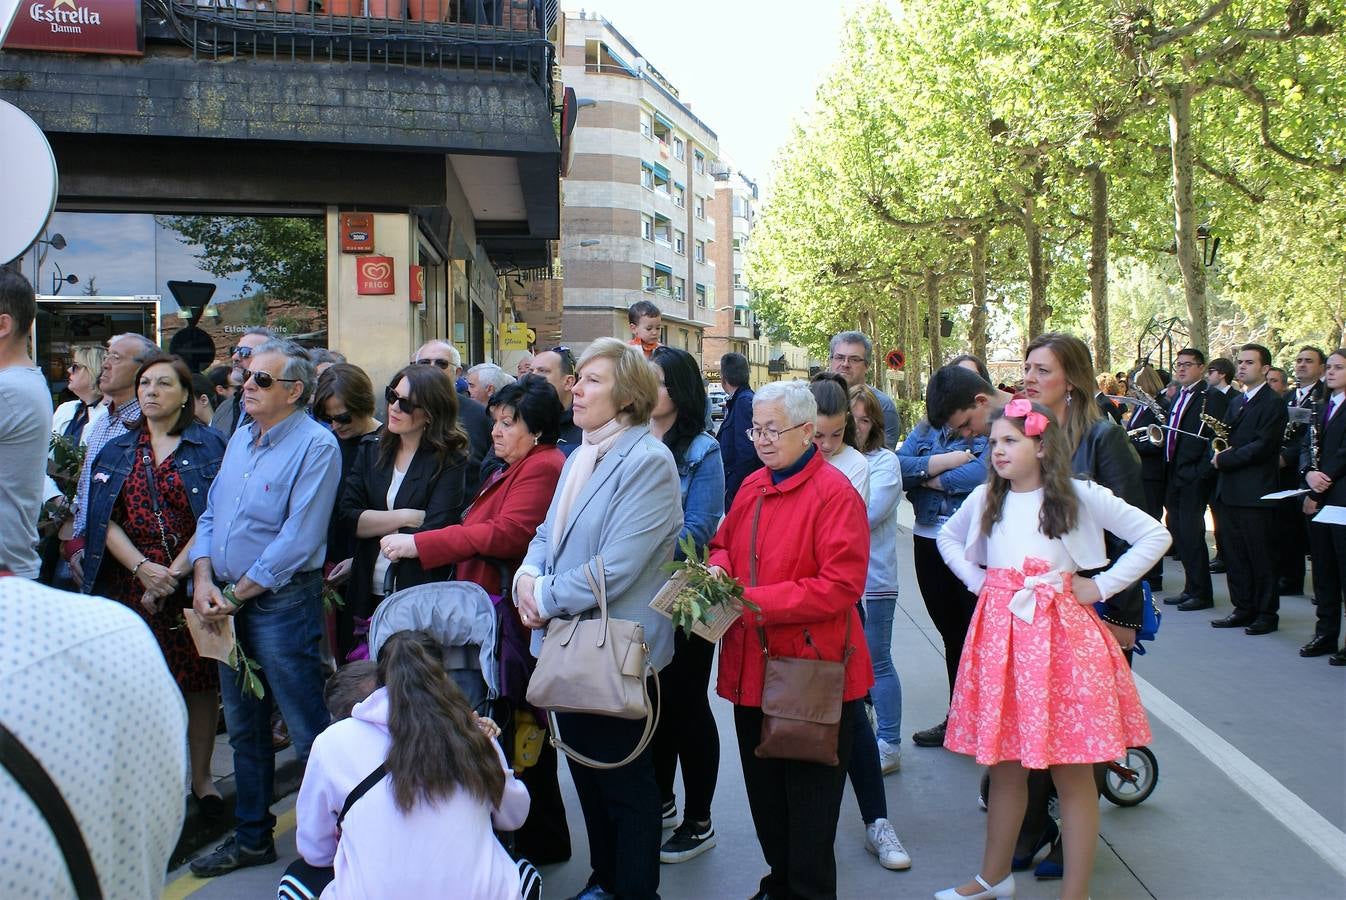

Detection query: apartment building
xmin=558 ymin=11 xmax=719 ymax=358
xmin=704 ymin=166 xmax=769 ymax=383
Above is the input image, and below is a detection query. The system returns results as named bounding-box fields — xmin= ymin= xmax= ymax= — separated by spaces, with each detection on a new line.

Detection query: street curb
xmin=170 ymin=748 xmax=302 ymax=869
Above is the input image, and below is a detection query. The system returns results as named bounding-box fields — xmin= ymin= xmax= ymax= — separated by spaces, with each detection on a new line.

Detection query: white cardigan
xmin=936 ymin=479 xmax=1171 ymax=601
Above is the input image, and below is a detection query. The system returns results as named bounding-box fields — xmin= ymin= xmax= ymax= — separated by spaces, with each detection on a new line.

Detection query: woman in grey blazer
xmin=515 ymin=337 xmax=682 ymax=900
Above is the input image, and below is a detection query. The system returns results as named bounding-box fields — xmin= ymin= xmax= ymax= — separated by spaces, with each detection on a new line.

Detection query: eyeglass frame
xmin=317 ymin=409 xmax=354 ymax=425
xmin=830 ymin=352 xmax=868 ymax=367
xmin=241 ymin=369 xmax=301 ymax=390
xmin=746 ymin=422 xmax=809 ymax=444
xmin=415 ymin=357 xmax=452 ymax=370
xmin=385 ymin=384 xmax=423 ymax=415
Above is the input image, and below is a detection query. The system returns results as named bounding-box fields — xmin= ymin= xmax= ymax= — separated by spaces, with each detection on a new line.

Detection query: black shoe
xmin=1177 ymin=596 xmax=1214 ymax=611
xmin=912 ymin=718 xmax=948 ymax=748
xmin=1244 ymin=621 xmax=1278 ymax=635
xmin=1209 ymin=560 xmax=1227 ymax=574
xmin=1164 ymin=593 xmax=1193 ymax=606
xmin=1329 ymin=650 xmax=1346 ymax=667
xmin=1211 ymin=612 xmax=1255 ymax=628
xmin=661 ymin=819 xmax=717 ymax=864
xmin=188 ymin=835 xmax=277 ymax=878
xmin=1300 ymin=635 xmax=1338 ymax=657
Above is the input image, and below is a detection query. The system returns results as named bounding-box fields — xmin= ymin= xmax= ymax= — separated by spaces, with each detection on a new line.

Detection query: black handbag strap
xmin=0 ymin=721 xmax=102 ymax=899
xmin=138 ymin=445 xmax=176 ymax=559
xmin=336 ymin=763 xmax=388 ymax=837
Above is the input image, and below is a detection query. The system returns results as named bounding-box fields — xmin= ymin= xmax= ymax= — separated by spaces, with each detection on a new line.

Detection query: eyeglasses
xmin=385 ymin=385 xmax=422 ymax=415
xmin=830 ymin=353 xmax=867 ymax=366
xmin=230 ymin=345 xmax=255 ymax=360
xmin=242 ymin=369 xmax=300 ymax=390
xmin=1174 ymin=361 xmax=1200 ymax=369
xmin=415 ymin=358 xmax=452 ymax=370
xmin=319 ymin=410 xmax=354 ymax=425
xmin=747 ymin=422 xmax=808 ymax=444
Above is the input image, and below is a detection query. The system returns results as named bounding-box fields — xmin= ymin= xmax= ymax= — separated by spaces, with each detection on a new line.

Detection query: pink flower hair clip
xmin=1004 ymin=398 xmax=1049 ymax=437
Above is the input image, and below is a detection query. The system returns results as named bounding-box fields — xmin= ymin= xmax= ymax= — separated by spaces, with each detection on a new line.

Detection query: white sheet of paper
xmin=1312 ymin=505 xmax=1346 ymax=526
xmin=1261 ymin=488 xmax=1311 ymax=500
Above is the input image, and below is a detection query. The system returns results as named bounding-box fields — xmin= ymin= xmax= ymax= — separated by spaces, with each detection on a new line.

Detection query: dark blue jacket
xmin=717 ymin=385 xmax=762 ymax=508
xmin=81 ymin=423 xmax=227 ymax=594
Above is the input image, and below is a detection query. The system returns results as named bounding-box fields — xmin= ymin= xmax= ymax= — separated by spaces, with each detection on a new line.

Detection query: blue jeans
xmin=218 ymin=570 xmax=330 ymax=850
xmin=863 ymin=596 xmax=902 ymax=746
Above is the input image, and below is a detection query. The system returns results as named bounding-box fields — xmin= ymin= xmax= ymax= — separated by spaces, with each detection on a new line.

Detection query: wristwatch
xmin=221 ymin=583 xmax=242 ymax=609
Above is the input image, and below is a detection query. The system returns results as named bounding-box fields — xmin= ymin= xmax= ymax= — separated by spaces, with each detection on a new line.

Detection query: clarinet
xmin=1309 ymin=392 xmax=1321 ymax=470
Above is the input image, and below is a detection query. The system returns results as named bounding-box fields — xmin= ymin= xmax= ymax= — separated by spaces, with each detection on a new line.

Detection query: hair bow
xmin=1004 ymin=398 xmax=1049 ymax=437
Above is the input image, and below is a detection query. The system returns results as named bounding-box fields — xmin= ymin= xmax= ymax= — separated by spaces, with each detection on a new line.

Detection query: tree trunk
xmin=925 ymin=267 xmax=942 ymax=373
xmin=1024 ymin=194 xmax=1048 ymax=341
xmin=1168 ymin=84 xmax=1209 ymax=353
xmin=1088 ymin=165 xmax=1111 ymax=371
xmin=903 ymin=283 xmax=923 ymax=402
xmin=969 ymin=229 xmax=989 ymax=362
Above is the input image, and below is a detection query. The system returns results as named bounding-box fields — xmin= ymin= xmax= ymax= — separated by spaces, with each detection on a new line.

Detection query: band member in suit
xmin=1274 ymin=347 xmax=1327 ymax=596
xmin=1299 ymin=349 xmax=1346 ymax=665
xmin=1210 ymin=344 xmax=1287 ymax=634
xmin=1162 ymin=348 xmax=1227 ymax=612
xmin=1204 ymin=357 xmax=1237 ymax=574
xmin=1125 ymin=365 xmax=1169 ymax=593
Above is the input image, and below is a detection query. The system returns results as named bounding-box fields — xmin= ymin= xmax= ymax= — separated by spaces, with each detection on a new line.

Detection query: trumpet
xmin=1128 ymin=422 xmax=1219 ymax=448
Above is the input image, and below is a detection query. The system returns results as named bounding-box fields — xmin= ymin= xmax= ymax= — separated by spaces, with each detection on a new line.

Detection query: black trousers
xmin=735 ymin=701 xmax=857 ymax=900
xmin=1140 ymin=476 xmax=1166 ymax=586
xmin=1274 ymin=495 xmax=1309 ymax=593
xmin=555 ymin=704 xmax=661 ymax=899
xmin=913 ymin=535 xmax=979 ymax=700
xmin=1309 ymin=521 xmax=1346 ymax=643
xmin=653 ymin=629 xmax=720 ymax=823
xmin=1223 ymin=504 xmax=1279 ymax=623
xmin=1166 ymin=478 xmax=1214 ymax=601
xmin=512 ymin=734 xmax=572 ymax=865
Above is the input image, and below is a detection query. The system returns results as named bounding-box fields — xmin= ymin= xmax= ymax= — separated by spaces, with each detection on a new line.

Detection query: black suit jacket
xmin=1167 ymin=382 xmax=1227 ymax=488
xmin=1072 ymin=418 xmax=1147 ymax=628
xmin=1124 ymin=404 xmax=1167 ymax=484
xmin=1280 ymin=381 xmax=1327 ymax=473
xmin=339 ymin=436 xmax=467 ymax=616
xmin=1305 ymin=394 xmax=1346 ymax=506
xmin=1213 ymin=385 xmax=1287 ymax=507
xmin=457 ymin=395 xmax=494 ymax=499
xmin=1095 ymin=392 xmax=1124 ymax=425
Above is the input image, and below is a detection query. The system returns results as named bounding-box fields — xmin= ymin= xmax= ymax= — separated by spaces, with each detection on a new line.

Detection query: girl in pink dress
xmin=933 ymin=400 xmax=1169 ymax=900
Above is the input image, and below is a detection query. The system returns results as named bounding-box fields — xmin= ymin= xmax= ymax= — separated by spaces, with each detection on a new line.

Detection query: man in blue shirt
xmin=189 ymin=339 xmax=341 ymax=877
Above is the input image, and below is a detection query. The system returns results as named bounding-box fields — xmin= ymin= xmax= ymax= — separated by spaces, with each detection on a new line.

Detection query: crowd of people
xmin=2 ymin=263 xmax=1343 ymax=900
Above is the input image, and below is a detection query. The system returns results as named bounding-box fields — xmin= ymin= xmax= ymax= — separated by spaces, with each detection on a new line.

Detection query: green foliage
xmin=662 ymin=535 xmax=759 ymax=638
xmin=228 ymin=641 xmax=265 ymax=700
xmin=160 ymin=216 xmax=327 ymax=309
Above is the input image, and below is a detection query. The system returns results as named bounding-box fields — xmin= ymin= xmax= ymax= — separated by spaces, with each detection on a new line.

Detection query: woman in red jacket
xmin=707 ymin=379 xmax=872 ymax=900
xmin=379 ymin=375 xmax=571 ymax=865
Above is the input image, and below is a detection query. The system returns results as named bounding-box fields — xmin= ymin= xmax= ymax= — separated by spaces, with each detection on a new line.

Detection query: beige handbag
xmin=525 ymin=556 xmax=661 ymax=769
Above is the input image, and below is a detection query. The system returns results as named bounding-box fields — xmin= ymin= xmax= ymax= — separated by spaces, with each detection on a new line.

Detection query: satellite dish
xmin=0 ymin=101 xmax=59 ymax=266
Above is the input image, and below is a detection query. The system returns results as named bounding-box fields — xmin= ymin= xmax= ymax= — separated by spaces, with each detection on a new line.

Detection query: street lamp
xmin=51 ymin=261 xmax=78 ymax=295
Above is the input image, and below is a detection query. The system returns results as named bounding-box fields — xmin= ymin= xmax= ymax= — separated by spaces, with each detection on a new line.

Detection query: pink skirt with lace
xmin=944 ymin=558 xmax=1152 ymax=768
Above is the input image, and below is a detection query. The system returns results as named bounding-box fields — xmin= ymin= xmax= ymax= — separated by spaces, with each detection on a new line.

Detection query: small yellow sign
xmin=499 ymin=322 xmax=530 ymax=350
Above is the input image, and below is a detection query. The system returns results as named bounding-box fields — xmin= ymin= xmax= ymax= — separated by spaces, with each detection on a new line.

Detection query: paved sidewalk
xmin=169 ymin=506 xmax=1346 ymax=898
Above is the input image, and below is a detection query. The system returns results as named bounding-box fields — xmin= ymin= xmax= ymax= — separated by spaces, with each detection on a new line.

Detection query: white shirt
xmin=1296 ymin=382 xmax=1319 ymax=405
xmin=1243 ymin=382 xmax=1267 ymax=402
xmin=826 ymin=444 xmax=870 ymax=504
xmin=0 ymin=578 xmax=186 ymax=899
xmin=371 ymin=465 xmax=409 ymax=594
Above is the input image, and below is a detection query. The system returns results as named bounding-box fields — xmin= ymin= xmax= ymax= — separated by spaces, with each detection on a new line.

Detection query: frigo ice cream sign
xmin=4 ymin=0 xmax=144 ymax=56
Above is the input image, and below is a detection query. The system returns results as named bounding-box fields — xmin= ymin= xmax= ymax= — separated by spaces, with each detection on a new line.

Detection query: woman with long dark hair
xmin=337 ymin=364 xmax=468 ymax=658
xmin=288 ymin=630 xmax=533 ymax=899
xmin=648 ymin=346 xmax=725 ymax=863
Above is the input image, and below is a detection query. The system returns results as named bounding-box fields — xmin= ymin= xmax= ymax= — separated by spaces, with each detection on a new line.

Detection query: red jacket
xmin=710 ymin=449 xmax=873 ymax=706
xmin=413 ymin=444 xmax=564 ymax=595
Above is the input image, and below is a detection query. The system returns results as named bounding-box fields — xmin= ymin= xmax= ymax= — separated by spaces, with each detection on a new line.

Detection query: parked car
xmin=708 ymin=384 xmax=727 ymax=421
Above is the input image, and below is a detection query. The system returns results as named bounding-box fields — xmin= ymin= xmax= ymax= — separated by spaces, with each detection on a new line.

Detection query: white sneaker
xmin=878 ymin=738 xmax=902 ymax=774
xmin=865 ymin=818 xmax=912 ymax=870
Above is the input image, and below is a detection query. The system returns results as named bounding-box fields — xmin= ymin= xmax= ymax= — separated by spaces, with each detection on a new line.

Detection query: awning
xmin=654 ymin=263 xmax=674 ymax=275
xmin=650 ymin=161 xmax=670 ymax=181
xmin=654 ymin=112 xmax=676 ymax=132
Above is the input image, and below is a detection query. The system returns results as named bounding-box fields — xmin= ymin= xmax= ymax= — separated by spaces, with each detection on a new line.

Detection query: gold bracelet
xmin=131 ymin=558 xmax=148 ymax=577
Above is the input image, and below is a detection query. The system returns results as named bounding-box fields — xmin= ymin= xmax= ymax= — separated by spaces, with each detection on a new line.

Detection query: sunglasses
xmin=385 ymin=385 xmax=422 ymax=415
xmin=319 ymin=410 xmax=354 ymax=425
xmin=415 ymin=358 xmax=452 ymax=370
xmin=230 ymin=345 xmax=255 ymax=360
xmin=243 ymin=369 xmax=301 ymax=390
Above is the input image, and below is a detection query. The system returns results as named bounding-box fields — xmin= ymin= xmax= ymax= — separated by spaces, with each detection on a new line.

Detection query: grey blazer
xmin=521 ymin=425 xmax=683 ymax=669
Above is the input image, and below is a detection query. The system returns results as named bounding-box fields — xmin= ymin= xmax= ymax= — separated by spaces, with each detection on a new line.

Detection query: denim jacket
xmin=81 ymin=423 xmax=228 ymax=594
xmin=675 ymin=432 xmax=726 ymax=560
xmin=897 ymin=420 xmax=989 ymax=527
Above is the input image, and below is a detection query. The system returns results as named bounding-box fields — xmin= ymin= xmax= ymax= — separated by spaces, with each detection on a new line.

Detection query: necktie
xmin=1326 ymin=397 xmax=1339 ymax=425
xmin=1167 ymin=389 xmax=1189 ymax=461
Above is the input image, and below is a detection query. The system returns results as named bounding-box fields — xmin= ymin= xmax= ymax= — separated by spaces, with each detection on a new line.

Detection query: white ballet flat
xmin=933 ymin=872 xmax=1015 ymax=900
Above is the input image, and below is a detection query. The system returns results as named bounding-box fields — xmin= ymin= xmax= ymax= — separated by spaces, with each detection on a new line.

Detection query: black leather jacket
xmin=1072 ymin=418 xmax=1147 ymax=630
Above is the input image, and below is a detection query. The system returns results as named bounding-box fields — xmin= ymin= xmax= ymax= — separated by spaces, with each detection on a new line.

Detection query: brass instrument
xmin=1199 ymin=413 xmax=1230 ymax=454
xmin=1129 ymin=422 xmax=1214 ymax=447
xmin=1127 ymin=388 xmax=1168 ymax=425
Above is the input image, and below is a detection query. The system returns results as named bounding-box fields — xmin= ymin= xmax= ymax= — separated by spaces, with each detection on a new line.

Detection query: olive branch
xmin=662 ymin=535 xmax=759 ymax=637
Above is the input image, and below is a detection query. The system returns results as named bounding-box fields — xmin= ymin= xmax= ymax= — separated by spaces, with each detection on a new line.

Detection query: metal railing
xmin=144 ymin=0 xmax=553 ymax=92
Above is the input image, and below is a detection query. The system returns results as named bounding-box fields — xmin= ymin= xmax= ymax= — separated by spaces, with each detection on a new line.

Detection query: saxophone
xmin=1127 ymin=388 xmax=1168 ymax=424
xmin=1199 ymin=412 xmax=1230 ymax=454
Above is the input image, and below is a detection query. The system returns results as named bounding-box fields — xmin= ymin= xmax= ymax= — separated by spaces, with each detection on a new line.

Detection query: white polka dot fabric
xmin=0 ymin=578 xmax=187 ymax=899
